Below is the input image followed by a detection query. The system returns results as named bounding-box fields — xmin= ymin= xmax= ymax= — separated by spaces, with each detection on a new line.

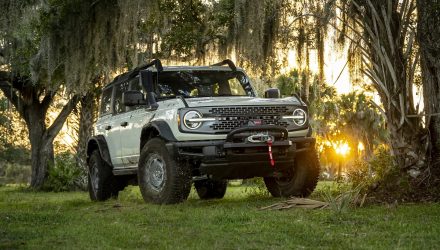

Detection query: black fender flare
xmin=140 ymin=120 xmax=177 ymax=151
xmin=86 ymin=135 xmax=113 ymax=167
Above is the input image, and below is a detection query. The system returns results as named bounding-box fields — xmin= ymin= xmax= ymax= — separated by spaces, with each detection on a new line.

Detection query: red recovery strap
xmin=267 ymin=138 xmax=275 ymax=167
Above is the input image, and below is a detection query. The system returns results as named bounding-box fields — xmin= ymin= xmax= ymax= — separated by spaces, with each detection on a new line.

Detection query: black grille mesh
xmin=210 ymin=106 xmax=288 ymax=116
xmin=208 ymin=106 xmax=290 ymax=131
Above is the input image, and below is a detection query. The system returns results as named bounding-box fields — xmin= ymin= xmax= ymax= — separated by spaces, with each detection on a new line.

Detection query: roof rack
xmin=130 ymin=59 xmax=163 ymax=77
xmin=112 ymin=59 xmax=163 ymax=84
xmin=211 ymin=59 xmax=237 ymax=72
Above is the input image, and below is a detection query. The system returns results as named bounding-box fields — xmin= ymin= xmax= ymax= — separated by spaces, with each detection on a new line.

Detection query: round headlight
xmin=292 ymin=109 xmax=307 ymax=126
xmin=183 ymin=111 xmax=203 ymax=130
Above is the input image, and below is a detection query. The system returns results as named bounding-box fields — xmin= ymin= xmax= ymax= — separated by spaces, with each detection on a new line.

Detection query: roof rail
xmin=211 ymin=59 xmax=237 ymax=72
xmin=129 ymin=59 xmax=163 ymax=78
xmin=112 ymin=59 xmax=164 ymax=84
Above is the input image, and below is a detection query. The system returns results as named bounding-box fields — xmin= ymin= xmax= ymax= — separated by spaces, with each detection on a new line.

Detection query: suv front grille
xmin=208 ymin=106 xmax=290 ymax=131
xmin=210 ymin=106 xmax=288 ymax=116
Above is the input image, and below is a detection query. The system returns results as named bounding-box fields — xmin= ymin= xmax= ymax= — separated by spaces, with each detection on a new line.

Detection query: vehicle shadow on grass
xmin=116 ymin=185 xmax=283 ymax=208
xmin=0 ymin=185 xmax=285 ymax=212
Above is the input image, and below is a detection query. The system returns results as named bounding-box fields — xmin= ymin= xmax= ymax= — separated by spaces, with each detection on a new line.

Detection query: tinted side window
xmin=100 ymin=87 xmax=113 ymax=116
xmin=113 ymin=81 xmax=130 ymax=114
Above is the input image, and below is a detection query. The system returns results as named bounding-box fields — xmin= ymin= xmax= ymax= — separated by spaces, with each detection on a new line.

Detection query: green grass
xmin=1 ymin=183 xmax=440 ymax=249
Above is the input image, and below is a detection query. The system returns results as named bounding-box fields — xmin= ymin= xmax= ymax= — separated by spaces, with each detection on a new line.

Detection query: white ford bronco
xmin=86 ymin=59 xmax=320 ymax=204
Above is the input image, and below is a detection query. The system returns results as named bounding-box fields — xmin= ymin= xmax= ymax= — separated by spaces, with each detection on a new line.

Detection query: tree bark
xmin=29 ymin=129 xmax=55 ymax=188
xmin=25 ymin=104 xmax=50 ymax=188
xmin=418 ymin=0 xmax=440 ymax=182
xmin=76 ymin=92 xmax=96 ymax=169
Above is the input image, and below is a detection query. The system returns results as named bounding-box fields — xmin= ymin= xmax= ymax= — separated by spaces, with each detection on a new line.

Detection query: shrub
xmin=320 ymin=184 xmax=366 ymax=213
xmin=0 ymin=146 xmax=31 ymax=165
xmin=0 ymin=162 xmax=31 ymax=185
xmin=344 ymin=145 xmax=420 ymax=202
xmin=347 ymin=160 xmax=373 ymax=187
xmin=43 ymin=152 xmax=87 ymax=192
xmin=348 ymin=146 xmax=393 ymax=188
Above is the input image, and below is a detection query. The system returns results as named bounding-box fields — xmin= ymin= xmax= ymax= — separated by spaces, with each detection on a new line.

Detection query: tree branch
xmin=41 ymin=91 xmax=55 ymax=114
xmin=45 ymin=95 xmax=80 ymax=141
xmin=370 ymin=100 xmax=387 ymax=122
xmin=0 ymin=81 xmax=17 ymax=106
xmin=406 ymin=113 xmax=440 ymax=118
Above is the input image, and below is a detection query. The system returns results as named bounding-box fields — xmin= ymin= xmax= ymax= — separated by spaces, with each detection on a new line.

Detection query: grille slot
xmin=210 ymin=106 xmax=288 ymax=116
xmin=208 ymin=106 xmax=290 ymax=131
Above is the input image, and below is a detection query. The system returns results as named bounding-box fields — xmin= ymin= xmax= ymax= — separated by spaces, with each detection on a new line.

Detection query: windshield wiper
xmin=183 ymin=95 xmax=212 ymax=98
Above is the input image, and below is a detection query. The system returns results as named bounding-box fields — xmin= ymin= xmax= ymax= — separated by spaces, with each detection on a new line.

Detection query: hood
xmin=184 ymin=96 xmax=304 ymax=107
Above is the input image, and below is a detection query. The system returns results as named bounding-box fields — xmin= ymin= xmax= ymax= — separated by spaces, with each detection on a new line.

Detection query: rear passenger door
xmin=95 ymin=86 xmax=121 ymax=167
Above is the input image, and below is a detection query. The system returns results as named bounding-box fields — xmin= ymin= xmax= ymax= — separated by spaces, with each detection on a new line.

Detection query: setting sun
xmin=335 ymin=141 xmax=350 ymax=156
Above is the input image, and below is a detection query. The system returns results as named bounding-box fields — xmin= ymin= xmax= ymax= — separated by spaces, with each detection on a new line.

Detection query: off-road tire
xmin=264 ymin=147 xmax=320 ymax=197
xmin=194 ymin=179 xmax=228 ymax=199
xmin=138 ymin=138 xmax=191 ymax=204
xmin=88 ymin=150 xmax=119 ymax=201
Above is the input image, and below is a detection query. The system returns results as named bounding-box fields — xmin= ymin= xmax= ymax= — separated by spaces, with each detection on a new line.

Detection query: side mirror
xmin=122 ymin=91 xmax=146 ymax=106
xmin=264 ymin=88 xmax=280 ymax=98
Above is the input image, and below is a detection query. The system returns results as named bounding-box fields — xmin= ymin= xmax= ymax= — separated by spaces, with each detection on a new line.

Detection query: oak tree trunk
xmin=76 ymin=92 xmax=96 ymax=169
xmin=29 ymin=129 xmax=54 ymax=188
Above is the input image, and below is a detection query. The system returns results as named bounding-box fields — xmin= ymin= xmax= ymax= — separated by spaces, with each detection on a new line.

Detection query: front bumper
xmin=167 ymin=126 xmax=316 ymax=179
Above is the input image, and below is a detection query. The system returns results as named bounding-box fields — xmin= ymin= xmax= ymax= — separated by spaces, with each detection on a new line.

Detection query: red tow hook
xmin=267 ymin=138 xmax=275 ymax=167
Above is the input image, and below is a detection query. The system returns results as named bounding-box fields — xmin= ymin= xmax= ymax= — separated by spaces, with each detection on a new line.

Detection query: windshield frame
xmin=150 ymin=69 xmax=256 ymax=100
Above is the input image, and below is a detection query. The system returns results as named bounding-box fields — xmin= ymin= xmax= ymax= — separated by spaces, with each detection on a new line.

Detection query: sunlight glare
xmin=335 ymin=141 xmax=350 ymax=156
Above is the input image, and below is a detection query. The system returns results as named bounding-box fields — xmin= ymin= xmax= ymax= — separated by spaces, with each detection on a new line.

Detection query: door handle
xmin=105 ymin=125 xmax=112 ymax=130
xmin=120 ymin=121 xmax=128 ymax=127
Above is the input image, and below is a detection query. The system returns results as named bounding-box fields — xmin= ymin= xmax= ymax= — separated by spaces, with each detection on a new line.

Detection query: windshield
xmin=151 ymin=70 xmax=254 ymax=99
